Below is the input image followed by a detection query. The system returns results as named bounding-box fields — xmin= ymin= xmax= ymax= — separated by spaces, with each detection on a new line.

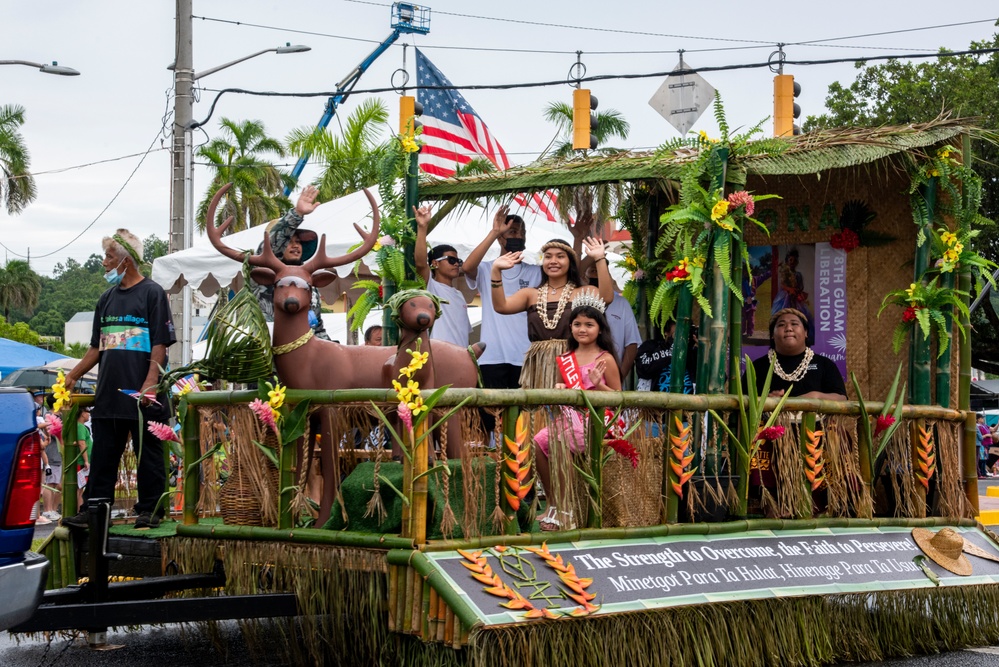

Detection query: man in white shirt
xmin=414 ymin=205 xmax=472 ymax=347
xmin=583 ymin=259 xmax=641 ymax=382
xmin=462 ymin=205 xmax=542 ymax=389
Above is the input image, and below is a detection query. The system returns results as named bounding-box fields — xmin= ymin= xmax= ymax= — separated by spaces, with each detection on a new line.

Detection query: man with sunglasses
xmin=414 ymin=205 xmax=472 ymax=347
xmin=251 ymin=184 xmax=330 ymax=341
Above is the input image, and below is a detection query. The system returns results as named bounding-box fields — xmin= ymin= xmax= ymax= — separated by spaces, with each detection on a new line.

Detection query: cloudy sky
xmin=3 ymin=1 xmax=996 ymax=276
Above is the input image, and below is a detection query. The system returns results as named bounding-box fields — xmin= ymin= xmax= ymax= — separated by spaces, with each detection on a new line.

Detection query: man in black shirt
xmin=63 ymin=229 xmax=176 ymax=530
xmin=750 ymin=308 xmax=846 ymax=400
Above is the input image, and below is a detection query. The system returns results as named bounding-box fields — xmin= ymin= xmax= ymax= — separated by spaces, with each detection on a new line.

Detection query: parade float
xmin=22 ymin=112 xmax=999 ymax=666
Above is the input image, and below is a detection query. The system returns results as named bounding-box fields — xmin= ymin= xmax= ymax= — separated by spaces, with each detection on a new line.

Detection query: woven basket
xmin=219 ymin=435 xmax=280 ymax=527
xmin=603 ymin=434 xmax=663 ymax=528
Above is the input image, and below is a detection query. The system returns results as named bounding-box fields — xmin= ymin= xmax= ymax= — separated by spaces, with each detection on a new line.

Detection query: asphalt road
xmin=6 ymin=481 xmax=999 ymax=666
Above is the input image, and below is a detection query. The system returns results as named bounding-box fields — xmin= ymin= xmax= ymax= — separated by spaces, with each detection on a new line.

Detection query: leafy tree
xmin=805 ymin=32 xmax=999 ymax=372
xmin=542 ymin=101 xmax=631 ymax=254
xmin=28 ymin=309 xmax=65 ymax=337
xmin=196 ymin=118 xmax=291 ymax=234
xmin=0 ymin=316 xmax=40 ymax=346
xmin=0 ymin=104 xmax=37 ymax=214
xmin=286 ymin=98 xmax=391 ymax=201
xmin=0 ymin=259 xmax=41 ymax=320
xmin=64 ymin=342 xmax=88 ymax=358
xmin=143 ymin=234 xmax=168 ymax=263
xmin=27 ymin=257 xmax=106 ymax=337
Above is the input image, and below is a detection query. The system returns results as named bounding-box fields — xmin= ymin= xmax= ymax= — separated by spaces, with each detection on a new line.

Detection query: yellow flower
xmin=940 ymin=231 xmax=957 ymax=246
xmin=407 ymin=349 xmax=429 ymax=372
xmin=710 ymin=200 xmax=730 ymax=222
xmin=50 ymin=371 xmax=71 ymax=412
xmin=373 ymin=240 xmax=382 ymax=251
xmin=689 ymin=256 xmax=705 ymax=269
xmin=952 ymin=241 xmax=963 ymax=255
xmin=624 ymin=256 xmax=637 ymax=269
xmin=267 ymin=383 xmax=286 ymax=410
xmin=905 ymin=283 xmax=917 ymax=300
xmin=408 ymin=395 xmax=428 ymax=417
xmin=401 ymin=136 xmax=420 ymax=153
xmin=937 ymin=146 xmax=952 ymax=159
xmin=927 ymin=168 xmax=940 ymax=178
xmin=943 ymin=249 xmax=960 ymax=265
xmin=697 ymin=130 xmax=718 ymax=144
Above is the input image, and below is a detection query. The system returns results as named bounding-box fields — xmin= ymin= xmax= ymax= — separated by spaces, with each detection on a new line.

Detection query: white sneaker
xmin=42 ymin=511 xmax=61 ymax=521
xmin=35 ymin=514 xmax=51 ymax=525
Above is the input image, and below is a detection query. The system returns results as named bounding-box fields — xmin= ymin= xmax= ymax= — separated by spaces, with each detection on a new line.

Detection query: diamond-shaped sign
xmin=648 ymin=59 xmax=716 ymax=136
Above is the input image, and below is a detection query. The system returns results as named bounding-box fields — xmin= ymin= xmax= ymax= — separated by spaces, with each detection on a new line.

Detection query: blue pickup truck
xmin=0 ymin=387 xmax=48 ymax=630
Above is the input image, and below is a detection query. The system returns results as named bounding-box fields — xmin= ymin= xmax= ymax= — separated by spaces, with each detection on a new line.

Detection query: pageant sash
xmin=557 ymin=352 xmax=583 ymax=389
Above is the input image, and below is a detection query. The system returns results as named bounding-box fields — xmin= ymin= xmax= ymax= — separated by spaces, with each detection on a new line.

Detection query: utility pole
xmin=169 ymin=0 xmax=193 ymax=366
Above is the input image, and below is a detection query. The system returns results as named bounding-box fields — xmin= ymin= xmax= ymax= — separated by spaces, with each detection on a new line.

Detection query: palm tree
xmin=197 ymin=118 xmax=290 ymax=234
xmin=0 ymin=104 xmax=37 ymax=215
xmin=0 ymin=260 xmax=42 ymax=320
xmin=286 ymin=98 xmax=390 ymax=200
xmin=542 ymin=102 xmax=631 ymax=253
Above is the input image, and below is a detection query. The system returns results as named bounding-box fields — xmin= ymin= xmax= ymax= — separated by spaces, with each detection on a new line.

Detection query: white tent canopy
xmin=152 ymin=189 xmax=584 ymax=298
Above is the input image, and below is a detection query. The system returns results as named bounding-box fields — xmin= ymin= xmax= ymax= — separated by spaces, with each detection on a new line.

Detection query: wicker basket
xmin=603 ymin=434 xmax=664 ymax=527
xmin=219 ymin=436 xmax=280 ymax=527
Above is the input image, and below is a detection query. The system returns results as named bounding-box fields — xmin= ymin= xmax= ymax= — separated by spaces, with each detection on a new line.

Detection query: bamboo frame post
xmin=799 ymin=412 xmax=817 ymax=519
xmin=401 ymin=421 xmax=414 ymax=538
xmin=60 ymin=403 xmax=81 ymax=520
xmin=409 ymin=419 xmax=429 ymax=544
xmin=499 ymin=405 xmax=521 ymax=535
xmin=908 ymin=179 xmax=936 ymax=405
xmin=181 ymin=398 xmax=200 ymax=525
xmin=934 ymin=272 xmax=954 ymax=407
xmin=278 ymin=413 xmax=298 ymax=530
xmin=587 ymin=403 xmax=606 ymax=529
xmin=959 ymin=133 xmax=977 ymax=514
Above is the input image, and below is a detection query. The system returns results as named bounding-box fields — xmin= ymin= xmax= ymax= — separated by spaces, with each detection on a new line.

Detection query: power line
xmin=10 ymin=147 xmax=169 ymax=179
xmin=790 ymin=17 xmax=999 ymax=47
xmin=193 ymin=46 xmax=999 ymax=130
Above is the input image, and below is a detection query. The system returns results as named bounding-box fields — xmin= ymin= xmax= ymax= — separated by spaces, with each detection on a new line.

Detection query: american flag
xmin=415 ymin=49 xmax=559 ymax=223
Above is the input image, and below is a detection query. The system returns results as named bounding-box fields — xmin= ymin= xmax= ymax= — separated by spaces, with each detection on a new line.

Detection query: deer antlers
xmin=204 ymin=183 xmax=382 ymax=276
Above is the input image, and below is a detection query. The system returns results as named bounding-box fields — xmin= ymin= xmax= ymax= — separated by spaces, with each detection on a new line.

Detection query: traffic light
xmin=399 ymin=95 xmax=423 ymax=138
xmin=773 ymin=74 xmax=801 ymax=137
xmin=572 ymin=88 xmax=599 ymax=150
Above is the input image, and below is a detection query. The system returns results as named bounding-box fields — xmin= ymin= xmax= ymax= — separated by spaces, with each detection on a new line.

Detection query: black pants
xmin=86 ymin=418 xmax=166 ymax=516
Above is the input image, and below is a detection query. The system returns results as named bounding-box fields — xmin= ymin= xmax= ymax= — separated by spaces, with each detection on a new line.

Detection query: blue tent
xmin=0 ymin=338 xmax=69 ymax=379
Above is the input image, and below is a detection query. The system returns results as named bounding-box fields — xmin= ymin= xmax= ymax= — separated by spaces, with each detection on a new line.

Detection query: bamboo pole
xmin=428 ymin=586 xmax=438 ymax=639
xmin=175 ymin=522 xmax=415 ymax=549
xmin=187 ymin=387 xmax=970 ymax=418
xmin=60 ymin=403 xmax=80 ymax=519
xmin=278 ymin=406 xmax=297 ymax=530
xmin=500 ymin=405 xmax=521 ymax=535
xmin=402 ymin=564 xmax=414 ymax=633
xmin=182 ymin=399 xmax=200 ymax=525
xmin=388 ymin=564 xmax=399 ymax=631
xmin=386 ymin=550 xmax=483 ymax=632
xmin=587 ymin=404 xmax=605 ymax=528
xmin=908 ymin=179 xmax=936 ymax=405
xmin=401 ymin=422 xmax=415 ymax=539
xmin=960 ymin=133 xmax=977 ymax=514
xmin=411 ymin=566 xmax=423 ymax=634
xmin=411 ymin=419 xmax=429 ymax=544
xmin=436 ymin=593 xmax=446 ymax=643
xmin=394 ymin=566 xmax=408 ymax=636
xmin=444 ymin=606 xmax=454 ymax=646
xmin=421 ymin=515 xmax=977 ymax=551
xmin=799 ymin=412 xmax=817 ymax=519
xmin=934 ymin=272 xmax=954 ymax=407
xmin=669 ymin=289 xmax=694 ymax=394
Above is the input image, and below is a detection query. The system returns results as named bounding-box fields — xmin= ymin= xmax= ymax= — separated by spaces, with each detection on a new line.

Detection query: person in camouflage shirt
xmin=250 ymin=184 xmax=330 ymax=341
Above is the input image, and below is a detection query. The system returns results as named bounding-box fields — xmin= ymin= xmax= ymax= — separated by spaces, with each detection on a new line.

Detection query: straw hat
xmin=911 ymin=527 xmax=973 ymax=576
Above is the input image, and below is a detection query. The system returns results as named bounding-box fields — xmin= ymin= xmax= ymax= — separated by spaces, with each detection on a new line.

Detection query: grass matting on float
xmin=323 ymin=459 xmax=532 ymax=538
xmin=108 ymin=516 xmax=224 ymax=539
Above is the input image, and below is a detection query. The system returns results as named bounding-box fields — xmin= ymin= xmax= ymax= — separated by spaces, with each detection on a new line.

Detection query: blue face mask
xmin=104 ymin=259 xmax=124 ymax=285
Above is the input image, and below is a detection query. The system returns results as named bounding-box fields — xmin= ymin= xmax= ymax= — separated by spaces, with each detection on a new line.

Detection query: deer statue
xmin=205 ymin=184 xmax=481 ymax=525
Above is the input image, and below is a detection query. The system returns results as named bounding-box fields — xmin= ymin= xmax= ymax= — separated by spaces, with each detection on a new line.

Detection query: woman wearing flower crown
xmin=534 ymin=302 xmax=621 ymax=531
xmin=490 ymin=237 xmax=613 ymax=389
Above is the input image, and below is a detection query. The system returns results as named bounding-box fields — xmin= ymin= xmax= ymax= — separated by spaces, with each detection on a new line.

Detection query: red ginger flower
xmin=606 ymin=439 xmax=640 ymax=469
xmin=830 ymin=229 xmax=860 ymax=252
xmin=874 ymin=414 xmax=896 ymax=437
xmin=147 ymin=420 xmax=180 ymax=443
xmin=726 ymin=190 xmax=755 ymax=216
xmin=902 ymin=306 xmax=919 ymax=323
xmin=757 ymin=425 xmax=786 ymax=442
xmin=249 ymin=398 xmax=278 ymax=434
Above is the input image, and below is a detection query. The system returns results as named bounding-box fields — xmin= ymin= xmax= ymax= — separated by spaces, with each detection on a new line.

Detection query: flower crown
xmin=571 ymin=288 xmax=606 ymax=314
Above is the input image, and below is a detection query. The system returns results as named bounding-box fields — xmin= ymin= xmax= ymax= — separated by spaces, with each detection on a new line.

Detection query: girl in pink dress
xmin=535 ymin=302 xmax=620 ymax=531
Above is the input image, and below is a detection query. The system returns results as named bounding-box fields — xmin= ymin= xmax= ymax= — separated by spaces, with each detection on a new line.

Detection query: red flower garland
xmin=874 ymin=414 xmax=896 ymax=437
xmin=830 ymin=229 xmax=860 ymax=252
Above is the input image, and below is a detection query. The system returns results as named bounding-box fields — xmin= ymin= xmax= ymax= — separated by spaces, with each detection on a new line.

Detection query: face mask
xmin=104 ymin=259 xmax=125 ymax=285
xmin=504 ymin=238 xmax=526 ymax=253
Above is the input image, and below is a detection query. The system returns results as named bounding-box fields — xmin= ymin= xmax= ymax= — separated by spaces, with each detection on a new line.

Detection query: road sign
xmin=649 ymin=57 xmax=715 ymax=136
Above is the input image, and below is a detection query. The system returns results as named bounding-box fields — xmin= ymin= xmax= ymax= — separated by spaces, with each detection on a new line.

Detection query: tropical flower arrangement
xmin=879 ymin=278 xmax=969 ymax=356
xmin=573 ymin=396 xmax=641 ymax=521
xmin=927 ymin=226 xmax=997 ymax=288
xmin=245 ymin=379 xmax=312 ymax=466
xmin=347 ymin=132 xmax=426 ymax=330
xmin=50 ymin=371 xmax=71 ymax=412
xmin=851 ymin=365 xmax=906 ymax=484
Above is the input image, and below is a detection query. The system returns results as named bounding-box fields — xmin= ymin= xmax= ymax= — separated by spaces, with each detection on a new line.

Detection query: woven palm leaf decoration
xmin=201 ymin=259 xmax=273 ymax=382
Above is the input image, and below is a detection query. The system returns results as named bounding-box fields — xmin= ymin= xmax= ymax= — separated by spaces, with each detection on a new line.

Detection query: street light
xmin=168 ymin=28 xmax=311 ymax=365
xmin=0 ymin=60 xmax=80 ymax=76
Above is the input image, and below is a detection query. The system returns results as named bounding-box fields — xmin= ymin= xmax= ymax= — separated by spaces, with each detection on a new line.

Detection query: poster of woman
xmin=771 ymin=246 xmax=815 ymax=344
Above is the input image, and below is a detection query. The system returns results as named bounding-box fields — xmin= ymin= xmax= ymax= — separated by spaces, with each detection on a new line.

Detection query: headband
xmin=112 ymin=233 xmax=145 ymax=266
xmin=769 ymin=308 xmax=809 ymax=328
xmin=540 ymin=240 xmax=574 ymax=256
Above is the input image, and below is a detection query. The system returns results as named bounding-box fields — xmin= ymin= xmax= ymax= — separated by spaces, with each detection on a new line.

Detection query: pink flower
xmin=377 ymin=235 xmax=395 ymax=247
xmin=874 ymin=415 xmax=896 ymax=438
xmin=398 ymin=401 xmax=413 ymax=431
xmin=249 ymin=398 xmax=278 ymax=434
xmin=147 ymin=421 xmax=180 ymax=443
xmin=757 ymin=425 xmax=786 ymax=442
xmin=727 ymin=191 xmax=755 ymax=216
xmin=633 ymin=269 xmax=645 ymax=281
xmin=44 ymin=413 xmax=63 ymax=440
xmin=606 ymin=439 xmax=640 ymax=469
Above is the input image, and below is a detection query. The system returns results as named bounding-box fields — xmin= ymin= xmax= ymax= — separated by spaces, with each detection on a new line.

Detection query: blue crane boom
xmin=284 ymin=2 xmax=430 ymax=194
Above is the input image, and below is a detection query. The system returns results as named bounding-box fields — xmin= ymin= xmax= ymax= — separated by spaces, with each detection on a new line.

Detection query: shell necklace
xmin=537 ymin=281 xmax=575 ymax=330
xmin=768 ymin=347 xmax=814 ymax=382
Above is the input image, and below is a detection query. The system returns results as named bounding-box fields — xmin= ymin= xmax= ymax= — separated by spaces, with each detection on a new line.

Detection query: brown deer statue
xmin=205 ymin=184 xmax=481 ymax=525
